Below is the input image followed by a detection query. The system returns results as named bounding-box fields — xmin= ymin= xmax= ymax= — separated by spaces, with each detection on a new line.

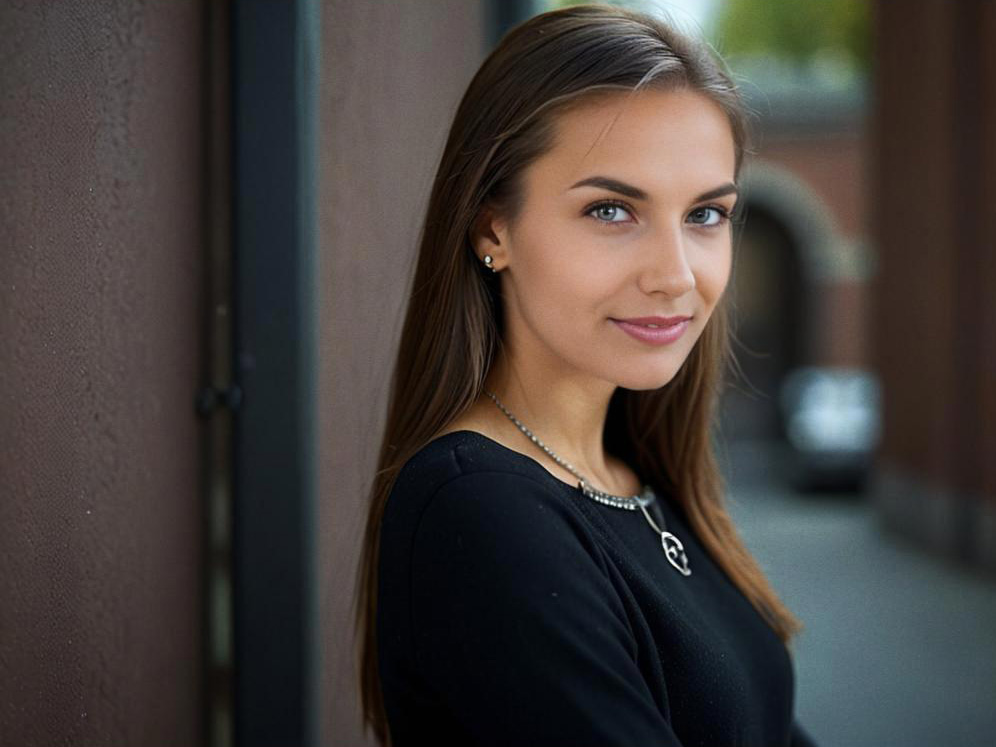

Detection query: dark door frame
xmin=230 ymin=1 xmax=320 ymax=745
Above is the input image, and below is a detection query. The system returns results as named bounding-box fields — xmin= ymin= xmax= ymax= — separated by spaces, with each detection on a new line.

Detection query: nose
xmin=637 ymin=224 xmax=696 ymax=297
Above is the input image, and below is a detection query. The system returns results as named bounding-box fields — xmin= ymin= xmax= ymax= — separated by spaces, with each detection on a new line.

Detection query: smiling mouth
xmin=610 ymin=317 xmax=692 ymax=346
xmin=609 ymin=316 xmax=692 ymax=327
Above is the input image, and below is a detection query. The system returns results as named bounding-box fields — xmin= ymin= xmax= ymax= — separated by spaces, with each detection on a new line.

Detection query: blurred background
xmin=1 ymin=1 xmax=994 ymax=746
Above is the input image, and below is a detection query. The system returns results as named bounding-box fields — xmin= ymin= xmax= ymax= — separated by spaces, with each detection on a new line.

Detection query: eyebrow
xmin=568 ymin=175 xmax=739 ymax=204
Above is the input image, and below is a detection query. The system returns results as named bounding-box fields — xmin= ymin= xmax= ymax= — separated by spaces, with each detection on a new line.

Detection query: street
xmin=726 ymin=442 xmax=996 ymax=747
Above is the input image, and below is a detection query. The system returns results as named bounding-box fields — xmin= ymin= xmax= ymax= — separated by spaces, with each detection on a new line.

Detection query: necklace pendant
xmin=661 ymin=531 xmax=691 ymax=576
xmin=484 ymin=390 xmax=694 ymax=578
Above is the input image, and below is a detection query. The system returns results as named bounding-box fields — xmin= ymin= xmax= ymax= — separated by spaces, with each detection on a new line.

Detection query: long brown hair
xmin=354 ymin=5 xmax=802 ymax=744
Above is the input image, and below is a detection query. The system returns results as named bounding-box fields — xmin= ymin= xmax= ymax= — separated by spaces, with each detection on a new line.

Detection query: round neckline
xmin=428 ymin=428 xmax=652 ymax=502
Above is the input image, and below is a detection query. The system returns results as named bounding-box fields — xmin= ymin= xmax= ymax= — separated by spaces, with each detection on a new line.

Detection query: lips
xmin=613 ymin=315 xmax=691 ymax=327
xmin=610 ymin=315 xmax=692 ymax=346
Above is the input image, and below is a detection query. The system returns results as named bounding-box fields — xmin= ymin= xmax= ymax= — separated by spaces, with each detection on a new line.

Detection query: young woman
xmin=355 ymin=5 xmax=817 ymax=745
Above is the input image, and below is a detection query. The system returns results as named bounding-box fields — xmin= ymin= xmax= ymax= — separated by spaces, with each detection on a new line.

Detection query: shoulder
xmin=388 ymin=430 xmax=564 ymax=514
xmin=382 ymin=430 xmax=602 ymax=568
xmin=377 ymin=432 xmax=629 ymax=707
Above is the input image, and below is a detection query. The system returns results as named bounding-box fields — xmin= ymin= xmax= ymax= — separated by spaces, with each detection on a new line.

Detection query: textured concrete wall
xmin=317 ymin=1 xmax=486 ymax=744
xmin=0 ymin=3 xmax=206 ymax=745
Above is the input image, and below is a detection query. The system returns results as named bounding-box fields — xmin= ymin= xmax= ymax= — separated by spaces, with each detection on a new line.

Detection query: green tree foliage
xmin=715 ymin=0 xmax=869 ymax=70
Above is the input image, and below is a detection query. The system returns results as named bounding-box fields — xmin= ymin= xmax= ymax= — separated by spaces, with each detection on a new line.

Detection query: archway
xmin=719 ymin=161 xmax=848 ymax=446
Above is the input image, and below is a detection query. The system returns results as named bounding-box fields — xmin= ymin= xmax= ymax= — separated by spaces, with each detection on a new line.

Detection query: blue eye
xmin=687 ymin=206 xmax=730 ymax=227
xmin=586 ymin=201 xmax=634 ymax=225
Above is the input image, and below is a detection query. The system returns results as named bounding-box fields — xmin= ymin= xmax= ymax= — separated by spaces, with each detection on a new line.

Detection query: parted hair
xmin=354 ymin=5 xmax=802 ymax=744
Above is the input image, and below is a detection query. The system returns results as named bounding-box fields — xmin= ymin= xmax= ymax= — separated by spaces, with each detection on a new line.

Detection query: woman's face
xmin=484 ymin=88 xmax=737 ymax=392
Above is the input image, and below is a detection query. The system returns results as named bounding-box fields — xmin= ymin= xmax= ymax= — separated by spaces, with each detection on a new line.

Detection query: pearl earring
xmin=483 ymin=254 xmax=498 ymax=273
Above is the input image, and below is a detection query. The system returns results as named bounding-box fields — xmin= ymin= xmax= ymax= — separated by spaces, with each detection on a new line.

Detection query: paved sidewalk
xmin=724 ymin=444 xmax=996 ymax=747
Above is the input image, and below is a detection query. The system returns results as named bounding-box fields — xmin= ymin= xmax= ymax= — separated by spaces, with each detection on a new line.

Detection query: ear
xmin=471 ymin=202 xmax=509 ymax=268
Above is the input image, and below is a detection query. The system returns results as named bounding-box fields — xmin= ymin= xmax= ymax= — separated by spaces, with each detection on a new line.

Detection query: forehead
xmin=527 ymin=88 xmax=736 ymax=195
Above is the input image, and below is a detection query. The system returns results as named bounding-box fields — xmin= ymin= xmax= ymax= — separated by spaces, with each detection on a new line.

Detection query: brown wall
xmin=983 ymin=0 xmax=996 ymax=508
xmin=759 ymin=131 xmax=871 ymax=370
xmin=0 ymin=3 xmax=208 ymax=746
xmin=870 ymin=0 xmax=996 ymax=568
xmin=761 ymin=133 xmax=867 ymax=241
xmin=733 ymin=121 xmax=872 ymax=379
xmin=813 ymin=281 xmax=869 ymax=368
xmin=317 ymin=2 xmax=486 ymax=744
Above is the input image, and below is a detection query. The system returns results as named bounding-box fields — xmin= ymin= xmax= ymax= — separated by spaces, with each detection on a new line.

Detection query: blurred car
xmin=778 ymin=366 xmax=881 ymax=492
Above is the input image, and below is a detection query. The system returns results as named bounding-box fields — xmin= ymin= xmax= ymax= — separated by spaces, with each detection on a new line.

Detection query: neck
xmin=483 ymin=349 xmax=617 ymax=479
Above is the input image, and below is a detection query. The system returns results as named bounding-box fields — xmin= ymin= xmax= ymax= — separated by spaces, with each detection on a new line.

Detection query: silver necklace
xmin=484 ymin=389 xmax=691 ymax=577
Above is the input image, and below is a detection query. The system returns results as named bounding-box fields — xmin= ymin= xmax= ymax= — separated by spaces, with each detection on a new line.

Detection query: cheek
xmin=695 ymin=245 xmax=733 ymax=307
xmin=515 ymin=224 xmax=620 ymax=311
xmin=520 ymin=260 xmax=613 ymax=323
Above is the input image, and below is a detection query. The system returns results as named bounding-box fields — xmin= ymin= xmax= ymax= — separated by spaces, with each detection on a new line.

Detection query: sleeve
xmin=410 ymin=471 xmax=684 ymax=747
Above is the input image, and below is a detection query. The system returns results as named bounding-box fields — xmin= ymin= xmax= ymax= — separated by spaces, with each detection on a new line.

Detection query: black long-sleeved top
xmin=377 ymin=430 xmax=817 ymax=746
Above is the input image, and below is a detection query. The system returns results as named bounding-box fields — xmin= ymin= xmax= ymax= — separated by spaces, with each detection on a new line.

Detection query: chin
xmin=612 ymin=363 xmax=686 ymax=392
